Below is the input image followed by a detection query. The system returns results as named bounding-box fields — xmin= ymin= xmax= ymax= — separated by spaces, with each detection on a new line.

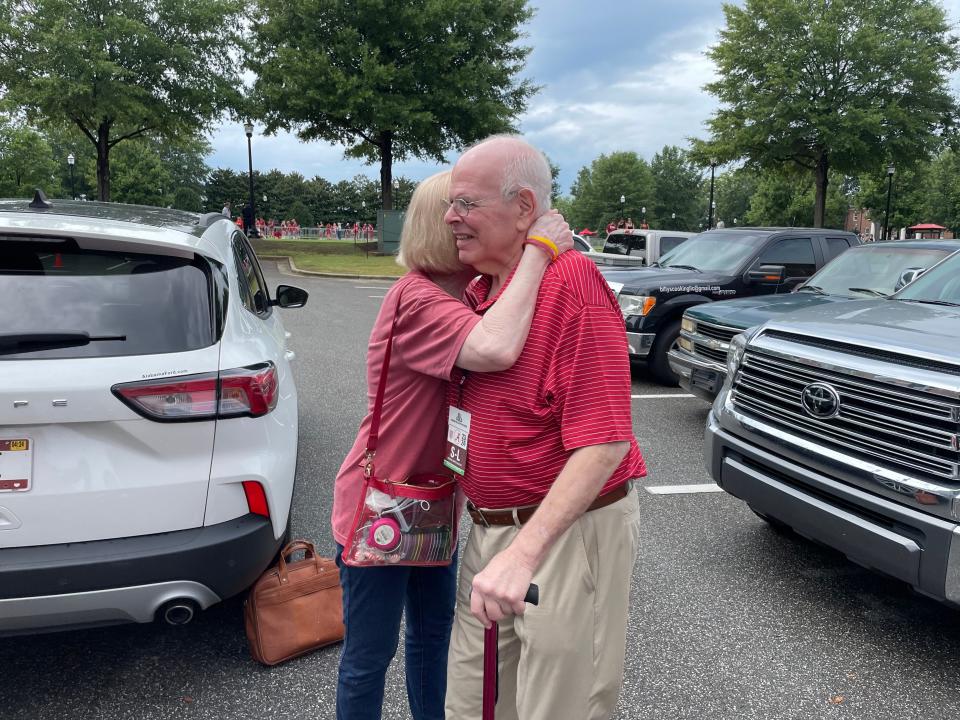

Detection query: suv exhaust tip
xmin=159 ymin=599 xmax=199 ymax=626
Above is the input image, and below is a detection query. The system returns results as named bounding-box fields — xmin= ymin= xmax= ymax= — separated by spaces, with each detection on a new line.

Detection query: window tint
xmin=660 ymin=236 xmax=689 ymax=255
xmin=757 ymin=238 xmax=816 ymax=278
xmin=233 ymin=234 xmax=270 ymax=315
xmin=603 ymin=232 xmax=646 ymax=257
xmin=826 ymin=237 xmax=854 ymax=258
xmin=1 ymin=239 xmax=214 ymax=359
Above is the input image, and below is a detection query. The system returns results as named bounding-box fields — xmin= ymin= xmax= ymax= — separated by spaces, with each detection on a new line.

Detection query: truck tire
xmin=649 ymin=319 xmax=681 ymax=386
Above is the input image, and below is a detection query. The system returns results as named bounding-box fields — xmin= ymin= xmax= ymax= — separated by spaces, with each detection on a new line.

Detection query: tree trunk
xmin=380 ymin=130 xmax=393 ymax=211
xmin=813 ymin=152 xmax=828 ymax=228
xmin=96 ymin=123 xmax=111 ymax=202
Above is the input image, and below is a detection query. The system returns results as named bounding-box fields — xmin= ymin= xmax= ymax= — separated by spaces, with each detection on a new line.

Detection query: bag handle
xmin=362 ymin=288 xmax=405 ymax=478
xmin=276 ymin=540 xmax=319 ymax=584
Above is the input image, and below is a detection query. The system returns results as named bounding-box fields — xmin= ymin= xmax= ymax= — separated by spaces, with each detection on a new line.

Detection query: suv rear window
xmin=1 ymin=238 xmax=215 ymax=359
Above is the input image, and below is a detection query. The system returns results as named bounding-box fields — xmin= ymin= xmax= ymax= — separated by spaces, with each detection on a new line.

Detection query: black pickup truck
xmin=600 ymin=227 xmax=861 ymax=384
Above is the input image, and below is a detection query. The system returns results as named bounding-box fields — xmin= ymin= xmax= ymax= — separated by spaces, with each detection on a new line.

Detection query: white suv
xmin=0 ymin=193 xmax=306 ymax=635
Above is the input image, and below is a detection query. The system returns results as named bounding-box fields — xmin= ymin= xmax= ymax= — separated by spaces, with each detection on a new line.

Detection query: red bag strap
xmin=362 ymin=287 xmax=405 ymax=477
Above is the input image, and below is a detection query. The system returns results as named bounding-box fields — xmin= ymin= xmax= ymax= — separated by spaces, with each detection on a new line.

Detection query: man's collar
xmin=469 ymin=263 xmax=521 ymax=312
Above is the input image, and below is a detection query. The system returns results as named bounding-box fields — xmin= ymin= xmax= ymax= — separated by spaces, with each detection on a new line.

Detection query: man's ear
xmin=514 ymin=188 xmax=538 ymax=232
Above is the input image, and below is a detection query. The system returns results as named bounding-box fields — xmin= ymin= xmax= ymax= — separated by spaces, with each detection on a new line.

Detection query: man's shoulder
xmin=542 ymin=250 xmax=616 ymax=309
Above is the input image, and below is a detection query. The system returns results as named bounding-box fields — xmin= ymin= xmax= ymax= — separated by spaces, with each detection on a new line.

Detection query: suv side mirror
xmin=747 ymin=264 xmax=786 ymax=285
xmin=271 ymin=284 xmax=309 ymax=308
xmin=894 ymin=267 xmax=926 ymax=291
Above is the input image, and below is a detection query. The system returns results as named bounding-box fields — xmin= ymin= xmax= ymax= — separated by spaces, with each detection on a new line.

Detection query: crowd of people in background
xmin=605 ymin=217 xmax=649 ymax=234
xmin=222 ymin=202 xmax=376 ymax=240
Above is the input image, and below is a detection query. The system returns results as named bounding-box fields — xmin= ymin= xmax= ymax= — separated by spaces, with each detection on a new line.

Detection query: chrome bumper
xmin=668 ymin=347 xmax=726 ymax=402
xmin=626 ymin=332 xmax=656 ymax=358
xmin=706 ymin=404 xmax=960 ymax=606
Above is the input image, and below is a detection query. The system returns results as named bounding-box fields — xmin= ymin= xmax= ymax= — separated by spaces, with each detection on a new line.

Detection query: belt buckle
xmin=469 ymin=502 xmax=491 ymax=528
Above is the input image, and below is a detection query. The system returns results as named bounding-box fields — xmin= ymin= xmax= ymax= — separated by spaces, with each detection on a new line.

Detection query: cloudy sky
xmin=206 ymin=0 xmax=960 ymax=196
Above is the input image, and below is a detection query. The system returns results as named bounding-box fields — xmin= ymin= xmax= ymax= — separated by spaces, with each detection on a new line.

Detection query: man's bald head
xmin=458 ymin=135 xmax=552 ymax=216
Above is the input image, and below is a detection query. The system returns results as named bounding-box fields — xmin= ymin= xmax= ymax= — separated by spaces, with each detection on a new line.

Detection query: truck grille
xmin=689 ymin=320 xmax=741 ymax=365
xmin=731 ymin=349 xmax=960 ymax=482
xmin=697 ymin=321 xmax=740 ymax=344
xmin=694 ymin=343 xmax=728 ymax=364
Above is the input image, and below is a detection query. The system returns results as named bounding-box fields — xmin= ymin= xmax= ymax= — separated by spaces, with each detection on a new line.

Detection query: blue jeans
xmin=335 ymin=545 xmax=457 ymax=720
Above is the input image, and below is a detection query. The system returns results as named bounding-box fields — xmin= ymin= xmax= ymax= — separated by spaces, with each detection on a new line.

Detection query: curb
xmin=257 ymin=255 xmax=403 ymax=281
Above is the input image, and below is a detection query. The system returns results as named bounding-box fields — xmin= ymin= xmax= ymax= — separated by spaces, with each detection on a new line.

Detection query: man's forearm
xmin=505 ymin=441 xmax=630 ymax=572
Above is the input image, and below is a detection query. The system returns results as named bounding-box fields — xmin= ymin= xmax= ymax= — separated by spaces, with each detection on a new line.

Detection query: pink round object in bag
xmin=368 ymin=517 xmax=402 ymax=552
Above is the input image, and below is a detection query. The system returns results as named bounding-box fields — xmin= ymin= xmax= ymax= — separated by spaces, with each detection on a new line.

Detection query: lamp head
xmin=244 ymin=122 xmax=254 ymax=138
xmin=886 ymin=163 xmax=895 ymax=176
xmin=67 ymin=153 xmax=75 ymax=165
xmin=619 ymin=195 xmax=625 ymax=204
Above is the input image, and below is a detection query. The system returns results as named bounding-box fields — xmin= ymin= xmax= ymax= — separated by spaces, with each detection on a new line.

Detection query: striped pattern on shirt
xmin=450 ymin=250 xmax=647 ymax=509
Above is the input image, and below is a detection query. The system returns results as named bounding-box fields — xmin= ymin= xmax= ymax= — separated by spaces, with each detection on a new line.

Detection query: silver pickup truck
xmin=706 ymin=250 xmax=960 ymax=606
xmin=594 ymin=229 xmax=696 ymax=267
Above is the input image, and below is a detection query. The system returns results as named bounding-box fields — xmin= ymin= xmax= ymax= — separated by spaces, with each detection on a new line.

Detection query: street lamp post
xmin=671 ymin=212 xmax=676 ymax=229
xmin=641 ymin=206 xmax=646 ymax=227
xmin=67 ymin=153 xmax=76 ymax=200
xmin=708 ymin=160 xmax=717 ymax=229
xmin=883 ymin=163 xmax=895 ymax=241
xmin=619 ymin=194 xmax=625 ymax=223
xmin=244 ymin=122 xmax=258 ymax=237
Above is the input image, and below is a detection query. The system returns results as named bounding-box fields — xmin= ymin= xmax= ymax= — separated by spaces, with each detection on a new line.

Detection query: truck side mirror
xmin=894 ymin=267 xmax=925 ymax=292
xmin=746 ymin=264 xmax=786 ymax=284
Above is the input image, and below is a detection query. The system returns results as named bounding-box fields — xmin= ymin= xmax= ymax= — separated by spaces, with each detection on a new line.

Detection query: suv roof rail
xmin=29 ymin=189 xmax=52 ymax=209
xmin=197 ymin=211 xmax=228 ymax=228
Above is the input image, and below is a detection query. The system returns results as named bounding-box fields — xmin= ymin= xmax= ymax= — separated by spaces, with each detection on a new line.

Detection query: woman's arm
xmin=455 ymin=211 xmax=572 ymax=371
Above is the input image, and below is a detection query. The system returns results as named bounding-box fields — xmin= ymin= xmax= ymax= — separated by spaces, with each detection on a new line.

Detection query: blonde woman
xmin=331 ymin=170 xmax=571 ymax=720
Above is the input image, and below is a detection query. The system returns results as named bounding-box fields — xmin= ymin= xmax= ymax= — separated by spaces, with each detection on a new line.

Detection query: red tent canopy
xmin=579 ymin=228 xmax=596 ymax=235
xmin=907 ymin=223 xmax=946 ymax=230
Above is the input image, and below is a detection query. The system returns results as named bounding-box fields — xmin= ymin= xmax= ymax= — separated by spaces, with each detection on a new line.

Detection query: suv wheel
xmin=649 ymin=319 xmax=681 ymax=386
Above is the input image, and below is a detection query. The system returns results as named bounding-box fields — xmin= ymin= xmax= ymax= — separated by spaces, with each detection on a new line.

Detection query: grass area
xmin=252 ymin=237 xmax=406 ymax=277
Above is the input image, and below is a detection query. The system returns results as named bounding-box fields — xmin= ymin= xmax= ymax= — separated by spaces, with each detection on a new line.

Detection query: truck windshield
xmin=894 ymin=250 xmax=960 ymax=305
xmin=658 ymin=233 xmax=766 ymax=272
xmin=802 ymin=246 xmax=952 ymax=297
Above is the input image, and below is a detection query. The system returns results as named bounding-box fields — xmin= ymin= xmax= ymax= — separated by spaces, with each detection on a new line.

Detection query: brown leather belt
xmin=467 ymin=480 xmax=634 ymax=528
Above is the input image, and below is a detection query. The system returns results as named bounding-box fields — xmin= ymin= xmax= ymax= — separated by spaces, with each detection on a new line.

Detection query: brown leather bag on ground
xmin=244 ymin=540 xmax=345 ymax=666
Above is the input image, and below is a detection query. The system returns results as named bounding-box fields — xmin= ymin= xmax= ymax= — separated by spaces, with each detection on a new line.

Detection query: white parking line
xmin=645 ymin=483 xmax=724 ymax=495
xmin=368 ymin=295 xmax=385 ymax=299
xmin=631 ymin=393 xmax=695 ymax=399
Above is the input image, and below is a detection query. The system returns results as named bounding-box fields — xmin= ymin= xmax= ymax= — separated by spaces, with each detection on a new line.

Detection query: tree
xmin=746 ymin=168 xmax=848 ymax=228
xmin=696 ymin=0 xmax=959 ymax=227
xmin=568 ymin=152 xmax=654 ymax=233
xmin=856 ymin=162 xmax=932 ymax=239
xmin=650 ymin=146 xmax=701 ymax=230
xmin=712 ymin=167 xmax=758 ymax=229
xmin=0 ymin=0 xmax=244 ymax=201
xmin=0 ymin=116 xmax=60 ymax=197
xmin=248 ymin=0 xmax=537 ymax=210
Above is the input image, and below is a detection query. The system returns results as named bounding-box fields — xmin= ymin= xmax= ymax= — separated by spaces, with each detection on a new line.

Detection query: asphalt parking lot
xmin=5 ymin=263 xmax=960 ymax=720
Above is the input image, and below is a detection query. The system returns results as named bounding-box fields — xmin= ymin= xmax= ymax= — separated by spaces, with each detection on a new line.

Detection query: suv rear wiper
xmin=797 ymin=285 xmax=827 ymax=295
xmin=665 ymin=264 xmax=701 ymax=272
xmin=847 ymin=287 xmax=888 ymax=297
xmin=0 ymin=332 xmax=126 ymax=355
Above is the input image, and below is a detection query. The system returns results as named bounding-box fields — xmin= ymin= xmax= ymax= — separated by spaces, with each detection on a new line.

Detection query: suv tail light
xmin=112 ymin=362 xmax=279 ymax=422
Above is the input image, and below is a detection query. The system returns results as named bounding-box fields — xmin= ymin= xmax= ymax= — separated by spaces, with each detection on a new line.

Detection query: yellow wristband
xmin=525 ymin=235 xmax=559 ymax=260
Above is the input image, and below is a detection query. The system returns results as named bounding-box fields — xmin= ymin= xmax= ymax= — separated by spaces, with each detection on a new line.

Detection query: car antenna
xmin=29 ymin=188 xmax=53 ymax=209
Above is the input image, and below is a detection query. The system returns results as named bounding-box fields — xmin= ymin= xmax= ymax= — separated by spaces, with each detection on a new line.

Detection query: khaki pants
xmin=445 ymin=488 xmax=642 ymax=720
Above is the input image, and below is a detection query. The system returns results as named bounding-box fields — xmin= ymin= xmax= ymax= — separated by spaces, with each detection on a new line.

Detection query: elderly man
xmin=443 ymin=135 xmax=646 ymax=720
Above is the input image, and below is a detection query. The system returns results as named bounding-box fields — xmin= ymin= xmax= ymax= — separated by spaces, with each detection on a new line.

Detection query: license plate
xmin=0 ymin=438 xmax=32 ymax=492
xmin=691 ymin=369 xmax=720 ymax=393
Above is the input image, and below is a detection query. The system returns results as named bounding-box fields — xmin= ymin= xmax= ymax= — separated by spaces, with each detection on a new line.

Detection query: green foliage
xmin=287 ymin=199 xmax=314 ymax=227
xmin=650 ymin=145 xmax=701 ymax=230
xmin=0 ymin=0 xmax=244 ymax=200
xmin=248 ymin=0 xmax=537 ymax=209
xmin=696 ymin=0 xmax=959 ymax=226
xmin=172 ymin=187 xmax=203 ymax=212
xmin=0 ymin=117 xmax=61 ymax=197
xmin=712 ymin=168 xmax=758 ymax=228
xmin=745 ymin=169 xmax=848 ymax=228
xmin=569 ymin=152 xmax=654 ymax=233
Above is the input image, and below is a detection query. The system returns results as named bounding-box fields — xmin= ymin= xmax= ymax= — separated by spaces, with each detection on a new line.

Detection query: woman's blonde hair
xmin=396 ymin=170 xmax=465 ymax=274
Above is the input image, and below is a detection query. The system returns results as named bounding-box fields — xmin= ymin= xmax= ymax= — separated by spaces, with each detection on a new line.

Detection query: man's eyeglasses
xmin=445 ymin=197 xmax=493 ymax=217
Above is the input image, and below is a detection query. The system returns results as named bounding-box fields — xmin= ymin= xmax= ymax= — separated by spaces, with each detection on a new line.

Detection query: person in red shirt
xmin=331 ymin=169 xmax=572 ymax=720
xmin=443 ymin=136 xmax=645 ymax=720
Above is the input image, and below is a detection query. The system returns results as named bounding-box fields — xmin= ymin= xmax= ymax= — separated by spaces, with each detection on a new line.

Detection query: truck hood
xmin=686 ymin=293 xmax=850 ymax=331
xmin=758 ymin=299 xmax=960 ymax=365
xmin=601 ymin=266 xmax=734 ymax=292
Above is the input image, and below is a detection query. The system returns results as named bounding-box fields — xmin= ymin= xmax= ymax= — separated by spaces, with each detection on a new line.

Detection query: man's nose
xmin=443 ymin=204 xmax=459 ymax=226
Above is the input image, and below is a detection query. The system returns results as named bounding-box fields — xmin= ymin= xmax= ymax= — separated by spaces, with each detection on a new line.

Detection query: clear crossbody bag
xmin=341 ymin=290 xmax=458 ymax=567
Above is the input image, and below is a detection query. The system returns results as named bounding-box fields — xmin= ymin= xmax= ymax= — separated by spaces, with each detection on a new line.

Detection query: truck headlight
xmin=726 ymin=332 xmax=748 ymax=377
xmin=618 ymin=295 xmax=656 ymax=318
xmin=681 ymin=316 xmax=696 ymax=334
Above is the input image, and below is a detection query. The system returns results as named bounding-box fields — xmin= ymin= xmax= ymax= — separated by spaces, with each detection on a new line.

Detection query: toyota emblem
xmin=800 ymin=382 xmax=841 ymax=419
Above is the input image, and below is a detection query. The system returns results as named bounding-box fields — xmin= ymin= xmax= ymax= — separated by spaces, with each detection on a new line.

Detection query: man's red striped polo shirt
xmin=450 ymin=250 xmax=646 ymax=509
